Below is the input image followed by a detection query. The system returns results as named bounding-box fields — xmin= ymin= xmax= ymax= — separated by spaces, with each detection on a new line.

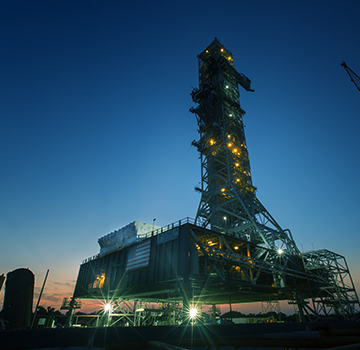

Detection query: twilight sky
xmin=1 ymin=0 xmax=360 ymax=314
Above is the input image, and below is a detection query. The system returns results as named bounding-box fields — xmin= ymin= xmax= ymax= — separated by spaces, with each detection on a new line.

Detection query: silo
xmin=2 ymin=268 xmax=34 ymax=328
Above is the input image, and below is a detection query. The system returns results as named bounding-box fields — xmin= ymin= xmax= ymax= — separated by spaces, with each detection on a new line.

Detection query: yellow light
xmin=221 ymin=48 xmax=224 ymax=52
xmin=221 ymin=188 xmax=226 ymax=192
xmin=235 ymin=163 xmax=239 ymax=167
xmin=228 ymin=56 xmax=232 ymax=60
xmin=208 ymin=241 xmax=212 ymax=245
xmin=228 ymin=142 xmax=233 ymax=147
xmin=232 ymin=148 xmax=238 ymax=153
xmin=209 ymin=139 xmax=215 ymax=145
xmin=234 ymin=246 xmax=239 ymax=250
xmin=236 ymin=178 xmax=240 ymax=182
xmin=227 ymin=135 xmax=231 ymax=138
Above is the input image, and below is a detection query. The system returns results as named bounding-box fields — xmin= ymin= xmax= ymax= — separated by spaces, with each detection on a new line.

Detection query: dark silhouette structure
xmin=2 ymin=268 xmax=34 ymax=328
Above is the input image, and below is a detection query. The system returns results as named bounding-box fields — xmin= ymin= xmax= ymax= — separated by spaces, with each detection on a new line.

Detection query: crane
xmin=341 ymin=61 xmax=360 ymax=92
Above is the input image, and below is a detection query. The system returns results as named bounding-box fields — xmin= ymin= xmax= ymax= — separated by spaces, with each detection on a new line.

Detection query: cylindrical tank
xmin=2 ymin=268 xmax=34 ymax=328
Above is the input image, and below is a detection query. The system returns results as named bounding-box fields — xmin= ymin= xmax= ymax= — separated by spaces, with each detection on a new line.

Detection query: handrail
xmin=143 ymin=217 xmax=195 ymax=238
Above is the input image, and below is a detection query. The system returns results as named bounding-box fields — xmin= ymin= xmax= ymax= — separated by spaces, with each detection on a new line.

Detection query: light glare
xmin=189 ymin=308 xmax=198 ymax=319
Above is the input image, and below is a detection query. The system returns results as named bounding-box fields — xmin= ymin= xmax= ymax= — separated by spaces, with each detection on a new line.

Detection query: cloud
xmin=52 ymin=281 xmax=73 ymax=288
xmin=42 ymin=294 xmax=63 ymax=303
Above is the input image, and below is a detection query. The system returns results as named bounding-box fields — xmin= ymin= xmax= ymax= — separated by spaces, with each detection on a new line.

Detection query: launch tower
xmin=70 ymin=39 xmax=359 ymax=326
xmin=190 ymin=38 xmax=298 ymax=259
xmin=189 ymin=38 xmax=359 ymax=319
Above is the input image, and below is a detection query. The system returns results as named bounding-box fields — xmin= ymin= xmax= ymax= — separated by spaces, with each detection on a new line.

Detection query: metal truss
xmin=261 ymin=300 xmax=280 ymax=314
xmin=190 ymin=38 xmax=299 ymax=257
xmin=104 ymin=300 xmax=182 ymax=327
xmin=131 ymin=302 xmax=181 ymax=326
xmin=341 ymin=61 xmax=360 ymax=92
xmin=301 ymin=249 xmax=360 ymax=319
xmin=187 ymin=228 xmax=359 ymax=320
xmin=188 ymin=227 xmax=308 ymax=296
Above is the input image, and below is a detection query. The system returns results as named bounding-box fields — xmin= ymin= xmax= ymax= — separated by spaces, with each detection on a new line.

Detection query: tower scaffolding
xmin=190 ymin=38 xmax=359 ymax=319
xmin=302 ymin=249 xmax=359 ymax=318
xmin=190 ymin=38 xmax=299 ymax=262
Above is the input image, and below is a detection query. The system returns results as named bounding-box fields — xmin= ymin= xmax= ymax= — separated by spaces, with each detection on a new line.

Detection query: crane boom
xmin=341 ymin=61 xmax=360 ymax=92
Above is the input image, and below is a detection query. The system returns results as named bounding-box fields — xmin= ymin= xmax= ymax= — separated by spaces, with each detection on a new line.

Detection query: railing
xmin=142 ymin=217 xmax=195 ymax=239
xmin=82 ymin=217 xmax=196 ymax=264
xmin=82 ymin=254 xmax=100 ymax=264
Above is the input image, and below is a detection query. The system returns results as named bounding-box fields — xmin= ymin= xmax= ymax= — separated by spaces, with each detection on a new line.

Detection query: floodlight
xmin=189 ymin=308 xmax=198 ymax=319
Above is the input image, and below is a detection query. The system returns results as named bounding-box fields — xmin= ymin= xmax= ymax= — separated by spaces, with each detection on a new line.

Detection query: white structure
xmin=98 ymin=221 xmax=160 ymax=257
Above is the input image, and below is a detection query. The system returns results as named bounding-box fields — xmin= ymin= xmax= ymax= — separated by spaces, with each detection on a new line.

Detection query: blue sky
xmin=1 ymin=0 xmax=360 ymax=313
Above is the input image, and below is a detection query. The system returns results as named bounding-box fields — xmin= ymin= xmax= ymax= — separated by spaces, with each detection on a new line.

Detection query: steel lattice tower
xmin=190 ymin=38 xmax=299 ymax=257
